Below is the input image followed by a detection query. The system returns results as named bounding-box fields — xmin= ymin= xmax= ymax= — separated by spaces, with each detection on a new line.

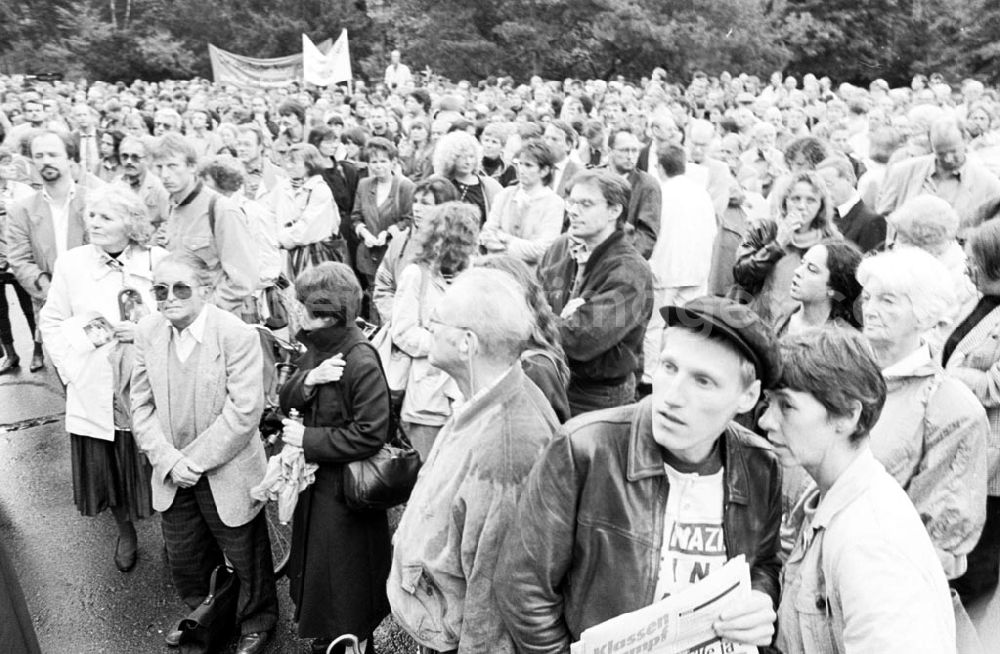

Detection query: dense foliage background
xmin=1 ymin=0 xmax=998 ymax=85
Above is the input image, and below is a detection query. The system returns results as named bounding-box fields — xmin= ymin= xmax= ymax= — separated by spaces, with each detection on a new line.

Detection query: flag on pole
xmin=303 ymin=30 xmax=352 ymax=86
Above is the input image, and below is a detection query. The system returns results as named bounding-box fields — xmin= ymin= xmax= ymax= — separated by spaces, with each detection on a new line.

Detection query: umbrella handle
xmin=326 ymin=634 xmax=361 ymax=654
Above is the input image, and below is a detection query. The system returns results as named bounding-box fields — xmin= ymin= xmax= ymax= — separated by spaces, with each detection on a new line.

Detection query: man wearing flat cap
xmin=495 ymin=296 xmax=783 ymax=654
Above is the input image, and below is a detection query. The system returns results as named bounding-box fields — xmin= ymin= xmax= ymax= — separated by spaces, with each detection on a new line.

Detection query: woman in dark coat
xmin=279 ymin=262 xmax=392 ymax=654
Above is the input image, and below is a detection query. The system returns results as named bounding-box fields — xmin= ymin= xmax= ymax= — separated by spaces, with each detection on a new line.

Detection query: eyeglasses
xmin=154 ymin=121 xmax=174 ymax=128
xmin=119 ymin=153 xmax=144 ymax=162
xmin=151 ymin=282 xmax=196 ymax=301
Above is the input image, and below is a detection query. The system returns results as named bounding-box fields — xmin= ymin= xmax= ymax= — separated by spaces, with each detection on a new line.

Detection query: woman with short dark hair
xmin=760 ymin=327 xmax=956 ymax=654
xmin=279 ymin=261 xmax=392 ymax=654
xmin=97 ymin=129 xmax=125 ymax=183
xmin=480 ymin=139 xmax=564 ymax=268
xmin=350 ymin=136 xmax=415 ymax=319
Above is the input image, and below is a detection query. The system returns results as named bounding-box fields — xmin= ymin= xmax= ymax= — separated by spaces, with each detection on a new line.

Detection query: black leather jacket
xmin=495 ymin=398 xmax=783 ymax=653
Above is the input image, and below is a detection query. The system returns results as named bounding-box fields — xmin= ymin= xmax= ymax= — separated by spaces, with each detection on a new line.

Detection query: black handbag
xmin=176 ymin=564 xmax=240 ymax=654
xmin=333 ymin=341 xmax=422 ymax=511
xmin=343 ymin=424 xmax=422 ymax=511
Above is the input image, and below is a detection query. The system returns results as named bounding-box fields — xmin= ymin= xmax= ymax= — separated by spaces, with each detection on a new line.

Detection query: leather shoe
xmin=235 ymin=631 xmax=271 ymax=654
xmin=164 ymin=625 xmax=183 ymax=647
xmin=0 ymin=355 xmax=19 ymax=375
xmin=114 ymin=536 xmax=137 ymax=572
xmin=29 ymin=353 xmax=44 ymax=372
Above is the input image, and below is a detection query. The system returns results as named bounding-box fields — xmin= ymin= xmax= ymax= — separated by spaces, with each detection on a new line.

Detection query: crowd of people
xmin=2 ymin=60 xmax=1000 ymax=654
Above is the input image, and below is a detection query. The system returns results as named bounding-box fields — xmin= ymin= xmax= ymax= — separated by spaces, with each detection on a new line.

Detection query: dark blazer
xmin=624 ymin=169 xmax=661 ymax=259
xmin=637 ymin=142 xmax=654 ymax=174
xmin=835 ymin=199 xmax=886 ymax=253
xmin=350 ymin=174 xmax=415 ymax=276
xmin=279 ymin=324 xmax=392 ymax=638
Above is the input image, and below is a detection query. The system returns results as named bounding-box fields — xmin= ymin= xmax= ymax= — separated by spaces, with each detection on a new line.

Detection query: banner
xmin=303 ymin=30 xmax=352 ymax=86
xmin=208 ymin=39 xmax=332 ymax=89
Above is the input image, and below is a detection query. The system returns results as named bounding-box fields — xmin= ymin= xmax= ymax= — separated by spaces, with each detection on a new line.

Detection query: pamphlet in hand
xmin=570 ymin=555 xmax=756 ymax=654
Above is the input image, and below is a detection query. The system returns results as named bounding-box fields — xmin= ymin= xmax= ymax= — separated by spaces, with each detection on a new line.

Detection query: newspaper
xmin=570 ymin=555 xmax=756 ymax=654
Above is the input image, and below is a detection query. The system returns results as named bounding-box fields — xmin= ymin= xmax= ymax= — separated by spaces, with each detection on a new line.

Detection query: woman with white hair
xmin=432 ymin=130 xmax=502 ymax=225
xmin=857 ymin=246 xmax=989 ymax=590
xmin=888 ymin=194 xmax=978 ymax=348
xmin=39 ymin=184 xmax=168 ymax=572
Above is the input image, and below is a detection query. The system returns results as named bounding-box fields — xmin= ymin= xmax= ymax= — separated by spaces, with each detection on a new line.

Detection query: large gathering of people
xmin=3 ymin=60 xmax=1000 ymax=654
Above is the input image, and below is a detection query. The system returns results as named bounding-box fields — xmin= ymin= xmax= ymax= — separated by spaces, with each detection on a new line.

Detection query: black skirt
xmin=70 ymin=430 xmax=153 ymax=520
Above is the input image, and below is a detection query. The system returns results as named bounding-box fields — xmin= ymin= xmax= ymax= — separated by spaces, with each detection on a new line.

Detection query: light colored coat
xmin=777 ymin=449 xmax=956 ymax=654
xmin=130 ymin=304 xmax=266 ymax=527
xmin=944 ymin=302 xmax=1000 ymax=495
xmin=6 ymin=187 xmax=89 ymax=300
xmin=39 ymin=244 xmax=167 ymax=441
xmin=482 ymin=184 xmax=564 ymax=265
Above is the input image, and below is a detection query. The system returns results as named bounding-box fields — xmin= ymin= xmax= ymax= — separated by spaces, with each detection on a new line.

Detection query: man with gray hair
xmin=388 ymin=268 xmax=559 ymax=654
xmin=877 ymin=117 xmax=1000 ymax=235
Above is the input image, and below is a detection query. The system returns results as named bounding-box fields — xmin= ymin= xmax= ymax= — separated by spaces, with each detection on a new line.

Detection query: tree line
xmin=1 ymin=0 xmax=998 ymax=86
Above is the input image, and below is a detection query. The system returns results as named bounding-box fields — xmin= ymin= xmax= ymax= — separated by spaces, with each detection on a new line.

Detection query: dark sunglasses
xmin=151 ymin=282 xmax=195 ymax=301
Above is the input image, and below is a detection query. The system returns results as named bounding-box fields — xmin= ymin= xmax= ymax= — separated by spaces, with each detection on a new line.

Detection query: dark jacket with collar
xmin=835 ymin=198 xmax=886 ymax=253
xmin=495 ymin=398 xmax=783 ymax=653
xmin=537 ymin=230 xmax=653 ymax=385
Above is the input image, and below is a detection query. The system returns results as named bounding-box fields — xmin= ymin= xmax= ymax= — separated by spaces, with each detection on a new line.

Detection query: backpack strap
xmin=208 ymin=193 xmax=218 ymax=236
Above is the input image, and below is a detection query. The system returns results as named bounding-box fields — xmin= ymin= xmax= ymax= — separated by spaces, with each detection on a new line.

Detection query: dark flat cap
xmin=661 ymin=296 xmax=781 ymax=388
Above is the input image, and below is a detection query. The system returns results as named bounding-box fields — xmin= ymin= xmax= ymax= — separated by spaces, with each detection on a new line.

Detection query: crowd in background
xmin=2 ymin=60 xmax=1000 ymax=654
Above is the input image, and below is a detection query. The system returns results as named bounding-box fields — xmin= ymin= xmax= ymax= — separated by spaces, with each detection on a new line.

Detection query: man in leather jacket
xmin=495 ymin=296 xmax=784 ymax=653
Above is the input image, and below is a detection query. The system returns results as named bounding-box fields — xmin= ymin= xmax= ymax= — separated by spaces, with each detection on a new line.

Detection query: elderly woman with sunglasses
xmin=39 ymin=184 xmax=168 ymax=573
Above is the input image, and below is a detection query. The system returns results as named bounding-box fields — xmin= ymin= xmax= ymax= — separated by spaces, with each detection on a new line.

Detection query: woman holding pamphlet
xmin=39 ymin=184 xmax=168 ymax=573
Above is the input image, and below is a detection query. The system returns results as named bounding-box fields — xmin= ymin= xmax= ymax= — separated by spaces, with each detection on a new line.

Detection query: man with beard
xmin=114 ymin=135 xmax=170 ymax=237
xmin=6 ymin=131 xmax=100 ymax=371
xmin=877 ymin=117 xmax=1000 ymax=236
xmin=604 ymin=128 xmax=660 ymax=258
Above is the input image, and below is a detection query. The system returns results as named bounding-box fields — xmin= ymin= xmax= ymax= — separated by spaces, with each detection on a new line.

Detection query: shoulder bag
xmin=337 ymin=340 xmax=422 ymax=511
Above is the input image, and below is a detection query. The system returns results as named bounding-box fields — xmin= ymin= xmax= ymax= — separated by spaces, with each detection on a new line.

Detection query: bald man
xmin=877 ymin=117 xmax=1000 ymax=235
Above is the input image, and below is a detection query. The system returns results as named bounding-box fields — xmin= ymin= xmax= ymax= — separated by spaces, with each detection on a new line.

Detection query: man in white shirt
xmin=6 ymin=130 xmax=97 ymax=371
xmin=642 ymin=144 xmax=717 ymax=386
xmin=72 ymin=103 xmax=101 ymax=176
xmin=384 ymin=50 xmax=413 ymax=91
xmin=543 ymin=120 xmax=583 ymax=198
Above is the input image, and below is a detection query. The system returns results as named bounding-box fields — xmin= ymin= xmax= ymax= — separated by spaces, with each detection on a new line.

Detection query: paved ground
xmin=1 ymin=284 xmax=998 ymax=653
xmin=0 ymin=287 xmax=414 ymax=653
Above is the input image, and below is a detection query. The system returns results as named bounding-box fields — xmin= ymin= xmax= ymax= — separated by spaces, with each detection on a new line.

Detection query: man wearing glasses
xmin=605 ymin=128 xmax=661 ymax=258
xmin=388 ymin=268 xmax=559 ymax=654
xmin=131 ymin=252 xmax=278 ymax=654
xmin=537 ymin=169 xmax=653 ymax=416
xmin=114 ymin=135 xmax=170 ymax=236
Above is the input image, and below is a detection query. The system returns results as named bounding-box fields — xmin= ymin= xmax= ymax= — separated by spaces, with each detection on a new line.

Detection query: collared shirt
xmin=41 ymin=181 xmax=77 ymax=257
xmin=171 ymin=306 xmax=208 ymax=363
xmin=835 ymin=193 xmax=861 ymax=219
xmin=550 ymin=158 xmax=569 ymax=193
xmin=881 ymin=342 xmax=932 ymax=377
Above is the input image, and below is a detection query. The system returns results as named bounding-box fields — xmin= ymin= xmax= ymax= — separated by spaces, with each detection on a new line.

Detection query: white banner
xmin=303 ymin=30 xmax=352 ymax=86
